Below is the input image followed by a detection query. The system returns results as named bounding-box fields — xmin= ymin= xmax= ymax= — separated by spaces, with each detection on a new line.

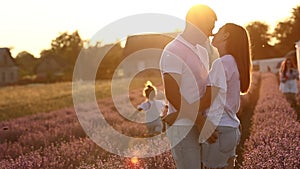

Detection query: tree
xmin=246 ymin=21 xmax=272 ymax=59
xmin=273 ymin=5 xmax=300 ymax=55
xmin=51 ymin=30 xmax=83 ymax=67
xmin=15 ymin=51 xmax=38 ymax=77
xmin=97 ymin=42 xmax=123 ymax=79
xmin=79 ymin=42 xmax=124 ymax=80
xmin=43 ymin=30 xmax=84 ymax=80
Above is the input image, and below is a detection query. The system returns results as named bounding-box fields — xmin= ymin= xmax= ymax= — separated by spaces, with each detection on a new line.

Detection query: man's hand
xmin=207 ymin=129 xmax=218 ymax=144
xmin=197 ymin=118 xmax=218 ymax=144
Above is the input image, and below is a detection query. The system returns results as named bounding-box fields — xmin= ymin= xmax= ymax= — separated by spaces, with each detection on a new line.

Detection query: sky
xmin=1 ymin=0 xmax=299 ymax=58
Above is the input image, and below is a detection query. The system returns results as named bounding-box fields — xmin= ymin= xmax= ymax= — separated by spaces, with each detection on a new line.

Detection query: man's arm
xmin=163 ymin=73 xmax=182 ymax=111
xmin=195 ymin=86 xmax=219 ymax=127
xmin=195 ymin=86 xmax=219 ymax=144
xmin=163 ymin=72 xmax=206 ymax=123
xmin=163 ymin=72 xmax=218 ymax=143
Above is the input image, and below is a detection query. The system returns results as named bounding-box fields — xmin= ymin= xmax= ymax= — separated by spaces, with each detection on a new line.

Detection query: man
xmin=160 ymin=4 xmax=218 ymax=169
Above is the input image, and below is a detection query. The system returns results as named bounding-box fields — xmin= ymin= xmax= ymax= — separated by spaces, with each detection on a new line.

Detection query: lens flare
xmin=130 ymin=156 xmax=139 ymax=164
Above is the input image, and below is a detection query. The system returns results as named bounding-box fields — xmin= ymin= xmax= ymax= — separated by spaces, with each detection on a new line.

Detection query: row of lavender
xmin=241 ymin=72 xmax=300 ymax=168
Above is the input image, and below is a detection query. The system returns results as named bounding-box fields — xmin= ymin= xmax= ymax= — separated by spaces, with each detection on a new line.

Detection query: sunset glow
xmin=1 ymin=0 xmax=299 ymax=57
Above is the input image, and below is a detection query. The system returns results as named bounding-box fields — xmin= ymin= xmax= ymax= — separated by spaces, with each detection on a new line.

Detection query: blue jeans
xmin=166 ymin=125 xmax=201 ymax=169
xmin=201 ymin=126 xmax=240 ymax=168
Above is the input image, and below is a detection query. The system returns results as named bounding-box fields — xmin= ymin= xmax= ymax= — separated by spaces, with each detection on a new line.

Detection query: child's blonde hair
xmin=143 ymin=81 xmax=157 ymax=100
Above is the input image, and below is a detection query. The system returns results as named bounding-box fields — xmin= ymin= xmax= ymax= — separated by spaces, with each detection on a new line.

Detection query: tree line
xmin=15 ymin=5 xmax=300 ymax=83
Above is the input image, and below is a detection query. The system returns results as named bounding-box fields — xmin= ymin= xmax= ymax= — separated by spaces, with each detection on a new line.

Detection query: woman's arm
xmin=279 ymin=72 xmax=286 ymax=82
xmin=197 ymin=86 xmax=219 ymax=113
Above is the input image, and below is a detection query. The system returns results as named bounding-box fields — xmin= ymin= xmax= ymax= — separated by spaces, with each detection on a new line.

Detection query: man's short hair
xmin=186 ymin=4 xmax=217 ymax=24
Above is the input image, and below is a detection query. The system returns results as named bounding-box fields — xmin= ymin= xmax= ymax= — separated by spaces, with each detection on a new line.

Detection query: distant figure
xmin=279 ymin=58 xmax=299 ymax=108
xmin=134 ymin=81 xmax=166 ymax=135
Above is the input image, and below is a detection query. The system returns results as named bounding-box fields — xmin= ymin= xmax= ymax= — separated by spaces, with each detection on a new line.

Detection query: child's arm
xmin=129 ymin=107 xmax=143 ymax=119
xmin=162 ymin=105 xmax=168 ymax=116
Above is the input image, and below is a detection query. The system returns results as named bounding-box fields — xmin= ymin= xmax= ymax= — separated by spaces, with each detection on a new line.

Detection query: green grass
xmin=0 ymin=81 xmax=105 ymax=121
xmin=0 ymin=76 xmax=163 ymax=122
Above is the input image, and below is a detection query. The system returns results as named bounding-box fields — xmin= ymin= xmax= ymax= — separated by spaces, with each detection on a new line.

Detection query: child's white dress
xmin=138 ymin=100 xmax=165 ymax=133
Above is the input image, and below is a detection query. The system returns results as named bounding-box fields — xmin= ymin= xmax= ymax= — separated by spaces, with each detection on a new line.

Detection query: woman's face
xmin=212 ymin=27 xmax=227 ymax=51
xmin=286 ymin=60 xmax=292 ymax=66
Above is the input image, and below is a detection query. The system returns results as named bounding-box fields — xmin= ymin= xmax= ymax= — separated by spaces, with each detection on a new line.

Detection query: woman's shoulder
xmin=219 ymin=54 xmax=235 ymax=62
xmin=211 ymin=55 xmax=235 ymax=68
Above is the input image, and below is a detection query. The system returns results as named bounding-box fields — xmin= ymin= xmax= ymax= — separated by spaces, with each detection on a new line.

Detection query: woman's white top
xmin=279 ymin=68 xmax=299 ymax=94
xmin=206 ymin=55 xmax=240 ymax=128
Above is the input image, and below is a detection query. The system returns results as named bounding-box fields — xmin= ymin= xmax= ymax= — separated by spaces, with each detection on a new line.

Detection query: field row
xmin=241 ymin=72 xmax=300 ymax=168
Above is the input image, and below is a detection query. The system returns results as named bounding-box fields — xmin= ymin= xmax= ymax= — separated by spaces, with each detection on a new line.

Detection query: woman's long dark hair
xmin=280 ymin=58 xmax=297 ymax=78
xmin=223 ymin=23 xmax=252 ymax=94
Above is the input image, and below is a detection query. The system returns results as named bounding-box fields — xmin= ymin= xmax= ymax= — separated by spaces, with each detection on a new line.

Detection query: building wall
xmin=120 ymin=49 xmax=162 ymax=77
xmin=0 ymin=66 xmax=18 ymax=85
xmin=252 ymin=58 xmax=285 ymax=73
xmin=0 ymin=48 xmax=19 ymax=86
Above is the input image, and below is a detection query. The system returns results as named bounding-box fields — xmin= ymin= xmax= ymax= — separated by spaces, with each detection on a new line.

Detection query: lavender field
xmin=0 ymin=72 xmax=299 ymax=168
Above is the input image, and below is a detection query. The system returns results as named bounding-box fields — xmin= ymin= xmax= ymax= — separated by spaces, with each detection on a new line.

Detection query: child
xmin=135 ymin=81 xmax=166 ymax=134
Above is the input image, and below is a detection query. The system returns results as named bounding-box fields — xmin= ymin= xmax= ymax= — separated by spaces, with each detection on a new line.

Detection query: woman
xmin=200 ymin=23 xmax=252 ymax=169
xmin=279 ymin=58 xmax=299 ymax=108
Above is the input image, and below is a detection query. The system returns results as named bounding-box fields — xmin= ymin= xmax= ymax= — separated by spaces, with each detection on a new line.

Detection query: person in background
xmin=279 ymin=57 xmax=299 ymax=108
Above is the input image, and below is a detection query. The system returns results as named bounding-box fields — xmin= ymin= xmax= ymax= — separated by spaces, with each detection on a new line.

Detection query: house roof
xmin=122 ymin=32 xmax=178 ymax=58
xmin=0 ymin=48 xmax=17 ymax=67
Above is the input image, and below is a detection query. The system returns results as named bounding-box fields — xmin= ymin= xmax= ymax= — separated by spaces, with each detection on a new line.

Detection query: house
xmin=119 ymin=32 xmax=178 ymax=77
xmin=0 ymin=48 xmax=18 ymax=86
xmin=252 ymin=58 xmax=285 ymax=73
xmin=35 ymin=56 xmax=64 ymax=81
